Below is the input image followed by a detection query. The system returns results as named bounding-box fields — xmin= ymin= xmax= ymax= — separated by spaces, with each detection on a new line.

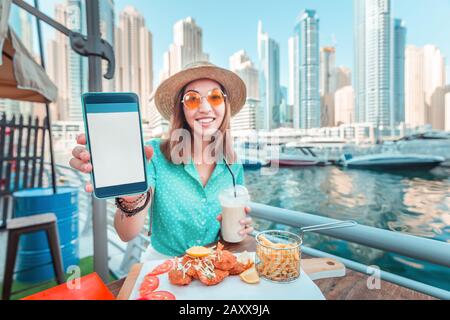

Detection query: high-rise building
xmin=334 ymin=66 xmax=352 ymax=91
xmin=288 ymin=36 xmax=299 ymax=127
xmin=429 ymin=85 xmax=450 ymax=130
xmin=229 ymin=50 xmax=260 ymax=131
xmin=257 ymin=21 xmax=281 ymax=130
xmin=160 ymin=17 xmax=209 ymax=82
xmin=405 ymin=46 xmax=426 ymax=128
xmin=279 ymin=86 xmax=292 ymax=126
xmin=320 ymin=47 xmax=336 ymax=95
xmin=231 ymin=98 xmax=260 ymax=131
xmin=354 ymin=0 xmax=394 ymax=129
xmin=320 ymin=47 xmax=335 ymax=127
xmin=393 ymin=19 xmax=406 ymax=125
xmin=229 ymin=50 xmax=259 ymax=100
xmin=365 ymin=0 xmax=392 ymax=128
xmin=293 ymin=10 xmax=321 ymax=129
xmin=47 ymin=0 xmax=86 ymax=122
xmin=335 ymin=86 xmax=355 ymax=126
xmin=115 ymin=6 xmax=153 ymax=120
xmin=405 ymin=45 xmax=447 ymax=129
xmin=288 ymin=37 xmax=295 ymax=107
xmin=445 ymin=92 xmax=450 ymax=131
xmin=353 ymin=0 xmax=366 ymax=124
xmin=423 ymin=45 xmax=446 ymax=124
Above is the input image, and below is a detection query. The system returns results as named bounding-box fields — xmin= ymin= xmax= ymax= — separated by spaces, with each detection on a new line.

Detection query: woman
xmin=69 ymin=61 xmax=253 ymax=259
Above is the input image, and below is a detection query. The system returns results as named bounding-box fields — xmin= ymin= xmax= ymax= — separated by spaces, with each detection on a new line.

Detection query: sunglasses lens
xmin=208 ymin=89 xmax=225 ymax=107
xmin=183 ymin=92 xmax=201 ymax=109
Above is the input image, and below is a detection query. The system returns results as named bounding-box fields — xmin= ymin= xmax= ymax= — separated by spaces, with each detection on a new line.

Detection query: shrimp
xmin=229 ymin=262 xmax=246 ymax=275
xmin=197 ymin=269 xmax=229 ymax=286
xmin=168 ymin=268 xmax=192 ymax=286
xmin=181 ymin=255 xmax=198 ymax=278
xmin=213 ymin=243 xmax=237 ymax=271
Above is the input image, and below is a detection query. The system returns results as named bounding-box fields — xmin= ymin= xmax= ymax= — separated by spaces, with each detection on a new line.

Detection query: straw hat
xmin=154 ymin=61 xmax=247 ymax=120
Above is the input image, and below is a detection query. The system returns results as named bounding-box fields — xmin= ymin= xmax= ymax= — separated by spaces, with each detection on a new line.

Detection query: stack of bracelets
xmin=115 ymin=190 xmax=152 ymax=218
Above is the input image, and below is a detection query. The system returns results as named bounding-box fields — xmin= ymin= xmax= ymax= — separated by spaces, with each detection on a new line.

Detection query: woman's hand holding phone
xmin=69 ymin=133 xmax=154 ymax=201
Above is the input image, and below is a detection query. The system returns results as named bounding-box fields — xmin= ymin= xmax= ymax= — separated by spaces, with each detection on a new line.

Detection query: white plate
xmin=129 ymin=253 xmax=325 ymax=300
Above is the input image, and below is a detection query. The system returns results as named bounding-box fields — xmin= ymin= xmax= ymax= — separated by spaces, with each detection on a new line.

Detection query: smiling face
xmin=183 ymin=79 xmax=226 ymax=138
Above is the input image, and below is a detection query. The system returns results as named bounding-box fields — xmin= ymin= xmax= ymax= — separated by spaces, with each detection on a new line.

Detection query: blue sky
xmin=36 ymin=0 xmax=450 ymax=88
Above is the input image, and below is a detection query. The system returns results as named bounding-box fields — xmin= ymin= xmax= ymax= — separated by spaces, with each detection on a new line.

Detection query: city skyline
xmin=6 ymin=0 xmax=450 ymax=131
xmin=35 ymin=0 xmax=450 ymax=90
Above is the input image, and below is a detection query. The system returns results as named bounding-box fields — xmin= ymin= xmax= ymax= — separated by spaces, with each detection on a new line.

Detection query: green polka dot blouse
xmin=145 ymin=138 xmax=245 ymax=257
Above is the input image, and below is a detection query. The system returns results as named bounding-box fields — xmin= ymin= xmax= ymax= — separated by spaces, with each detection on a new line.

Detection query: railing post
xmin=86 ymin=0 xmax=109 ymax=283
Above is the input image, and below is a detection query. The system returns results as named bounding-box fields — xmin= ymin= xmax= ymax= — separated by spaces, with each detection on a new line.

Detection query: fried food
xmin=168 ymin=268 xmax=192 ymax=286
xmin=256 ymin=234 xmax=301 ymax=282
xmin=181 ymin=255 xmax=198 ymax=278
xmin=165 ymin=242 xmax=257 ymax=288
xmin=213 ymin=250 xmax=237 ymax=271
xmin=197 ymin=269 xmax=229 ymax=286
xmin=229 ymin=261 xmax=247 ymax=275
xmin=213 ymin=242 xmax=238 ymax=271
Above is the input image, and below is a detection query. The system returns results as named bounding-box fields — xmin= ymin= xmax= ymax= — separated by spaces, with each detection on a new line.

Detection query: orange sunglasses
xmin=182 ymin=88 xmax=227 ymax=110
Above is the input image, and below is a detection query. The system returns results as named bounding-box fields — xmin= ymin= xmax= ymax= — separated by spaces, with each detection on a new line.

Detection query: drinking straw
xmin=223 ymin=157 xmax=237 ymax=197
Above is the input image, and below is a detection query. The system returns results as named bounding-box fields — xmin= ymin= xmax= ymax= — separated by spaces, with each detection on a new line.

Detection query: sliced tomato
xmin=148 ymin=260 xmax=174 ymax=276
xmin=139 ymin=275 xmax=159 ymax=296
xmin=144 ymin=291 xmax=176 ymax=300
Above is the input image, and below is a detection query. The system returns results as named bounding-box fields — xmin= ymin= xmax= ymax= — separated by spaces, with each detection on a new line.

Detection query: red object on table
xmin=22 ymin=273 xmax=115 ymax=300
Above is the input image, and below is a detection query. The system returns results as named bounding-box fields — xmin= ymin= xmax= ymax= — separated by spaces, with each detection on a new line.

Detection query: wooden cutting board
xmin=116 ymin=258 xmax=345 ymax=300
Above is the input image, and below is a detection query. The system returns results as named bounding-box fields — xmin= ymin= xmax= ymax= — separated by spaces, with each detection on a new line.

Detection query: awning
xmin=0 ymin=0 xmax=57 ymax=103
xmin=0 ymin=0 xmax=11 ymax=64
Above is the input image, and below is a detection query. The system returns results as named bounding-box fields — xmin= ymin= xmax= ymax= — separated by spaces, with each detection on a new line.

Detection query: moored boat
xmin=339 ymin=153 xmax=445 ymax=169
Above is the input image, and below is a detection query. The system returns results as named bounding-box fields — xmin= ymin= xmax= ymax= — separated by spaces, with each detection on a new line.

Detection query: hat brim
xmin=154 ymin=65 xmax=247 ymax=120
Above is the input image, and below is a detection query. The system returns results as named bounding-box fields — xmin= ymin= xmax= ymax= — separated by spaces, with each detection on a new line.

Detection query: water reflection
xmin=245 ymin=164 xmax=450 ymax=291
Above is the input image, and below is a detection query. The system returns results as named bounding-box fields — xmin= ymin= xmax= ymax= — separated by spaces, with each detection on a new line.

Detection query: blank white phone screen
xmin=86 ymin=105 xmax=145 ymax=188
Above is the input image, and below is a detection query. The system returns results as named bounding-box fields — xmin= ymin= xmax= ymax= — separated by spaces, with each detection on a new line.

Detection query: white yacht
xmin=340 ymin=153 xmax=445 ymax=169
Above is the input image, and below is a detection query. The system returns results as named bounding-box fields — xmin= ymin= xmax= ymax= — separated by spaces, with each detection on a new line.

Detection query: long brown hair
xmin=160 ymin=82 xmax=236 ymax=165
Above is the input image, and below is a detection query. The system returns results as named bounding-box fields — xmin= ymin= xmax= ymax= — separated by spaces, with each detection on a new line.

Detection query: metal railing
xmin=250 ymin=203 xmax=450 ymax=268
xmin=43 ymin=163 xmax=450 ymax=299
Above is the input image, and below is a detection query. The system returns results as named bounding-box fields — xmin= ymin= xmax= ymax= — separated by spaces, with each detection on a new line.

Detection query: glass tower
xmin=257 ymin=21 xmax=281 ymax=130
xmin=293 ymin=9 xmax=320 ymax=129
xmin=393 ymin=18 xmax=406 ymax=125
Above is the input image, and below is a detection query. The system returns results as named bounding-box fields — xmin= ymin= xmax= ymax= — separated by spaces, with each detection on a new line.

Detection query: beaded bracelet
xmin=115 ymin=190 xmax=152 ymax=217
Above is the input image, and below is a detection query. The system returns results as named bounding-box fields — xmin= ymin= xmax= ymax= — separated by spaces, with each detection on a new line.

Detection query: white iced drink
xmin=219 ymin=185 xmax=250 ymax=243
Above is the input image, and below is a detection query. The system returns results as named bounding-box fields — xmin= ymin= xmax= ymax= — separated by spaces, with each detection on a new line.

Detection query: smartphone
xmin=81 ymin=92 xmax=149 ymax=199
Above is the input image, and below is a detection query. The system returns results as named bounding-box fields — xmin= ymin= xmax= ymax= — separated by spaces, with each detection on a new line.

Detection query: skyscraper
xmin=257 ymin=21 xmax=281 ymax=130
xmin=405 ymin=45 xmax=447 ymax=129
xmin=365 ymin=0 xmax=392 ymax=128
xmin=229 ymin=50 xmax=259 ymax=100
xmin=353 ymin=0 xmax=366 ymax=124
xmin=293 ymin=10 xmax=321 ymax=129
xmin=320 ymin=47 xmax=336 ymax=95
xmin=320 ymin=46 xmax=335 ymax=127
xmin=279 ymin=86 xmax=293 ymax=127
xmin=230 ymin=98 xmax=259 ymax=132
xmin=115 ymin=6 xmax=153 ymax=120
xmin=393 ymin=19 xmax=406 ymax=125
xmin=405 ymin=46 xmax=426 ymax=128
xmin=160 ymin=17 xmax=209 ymax=82
xmin=47 ymin=0 xmax=86 ymax=122
xmin=335 ymin=86 xmax=355 ymax=126
xmin=229 ymin=50 xmax=260 ymax=130
xmin=423 ymin=46 xmax=446 ymax=130
xmin=334 ymin=66 xmax=352 ymax=91
xmin=288 ymin=36 xmax=299 ymax=128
